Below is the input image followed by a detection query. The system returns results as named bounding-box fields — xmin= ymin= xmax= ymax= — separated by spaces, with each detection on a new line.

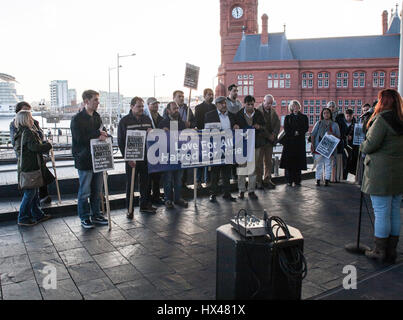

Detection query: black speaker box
xmin=216 ymin=223 xmax=304 ymax=300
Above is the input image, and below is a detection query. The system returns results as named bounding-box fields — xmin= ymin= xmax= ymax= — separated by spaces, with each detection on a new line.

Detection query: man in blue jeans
xmin=71 ymin=90 xmax=109 ymax=229
xmin=158 ymin=102 xmax=188 ymax=209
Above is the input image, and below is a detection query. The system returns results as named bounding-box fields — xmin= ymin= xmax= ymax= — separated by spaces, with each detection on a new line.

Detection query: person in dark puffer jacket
xmin=14 ymin=110 xmax=52 ymax=226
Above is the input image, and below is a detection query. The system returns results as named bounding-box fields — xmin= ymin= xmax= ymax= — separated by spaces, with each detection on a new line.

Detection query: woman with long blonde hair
xmin=361 ymin=89 xmax=403 ymax=263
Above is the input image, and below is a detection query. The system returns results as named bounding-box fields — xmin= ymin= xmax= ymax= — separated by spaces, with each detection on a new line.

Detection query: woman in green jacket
xmin=14 ymin=110 xmax=52 ymax=226
xmin=361 ymin=89 xmax=403 ymax=263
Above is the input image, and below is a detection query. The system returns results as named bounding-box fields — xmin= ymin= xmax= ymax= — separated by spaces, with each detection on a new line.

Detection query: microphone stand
xmin=345 ymin=151 xmax=371 ymax=254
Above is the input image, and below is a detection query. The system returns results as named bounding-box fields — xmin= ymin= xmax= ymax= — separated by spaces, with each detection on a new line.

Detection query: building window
xmin=309 ymin=115 xmax=314 ymax=125
xmin=268 ymin=74 xmax=272 ymax=79
xmin=373 ymin=71 xmax=385 ymax=88
xmin=357 ymin=106 xmax=362 ymax=114
xmin=318 ymin=72 xmax=330 ymax=88
xmin=309 ymin=100 xmax=314 ymax=106
xmin=309 ymin=106 xmax=314 ymax=114
xmin=303 ymin=106 xmax=308 ymax=114
xmin=268 ymin=80 xmax=272 ymax=88
xmin=281 ymin=100 xmax=287 ymax=106
xmin=303 ymin=100 xmax=308 ymax=106
xmin=286 ymin=74 xmax=291 ymax=79
xmin=353 ymin=72 xmax=365 ymax=88
xmin=238 ymin=74 xmax=254 ymax=95
xmin=357 ymin=100 xmax=362 ymax=106
xmin=316 ymin=106 xmax=320 ymax=114
xmin=273 ymin=80 xmax=279 ymax=88
xmin=315 ymin=115 xmax=320 ymax=123
xmin=280 ymin=80 xmax=285 ymax=88
xmin=391 ymin=71 xmax=398 ymax=88
xmin=285 ymin=80 xmax=291 ymax=88
xmin=351 ymin=100 xmax=355 ymax=106
xmin=322 ymin=100 xmax=327 ymax=106
xmin=302 ymin=72 xmax=314 ymax=88
xmin=338 ymin=99 xmax=343 ymax=107
xmin=344 ymin=100 xmax=349 ymax=107
xmin=337 ymin=72 xmax=348 ymax=88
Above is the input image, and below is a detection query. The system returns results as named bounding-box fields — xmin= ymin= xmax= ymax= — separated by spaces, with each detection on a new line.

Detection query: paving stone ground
xmin=0 ymin=180 xmax=402 ymax=300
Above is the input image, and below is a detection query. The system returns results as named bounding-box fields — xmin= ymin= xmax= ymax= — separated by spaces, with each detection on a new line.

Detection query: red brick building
xmin=215 ymin=0 xmax=401 ymax=128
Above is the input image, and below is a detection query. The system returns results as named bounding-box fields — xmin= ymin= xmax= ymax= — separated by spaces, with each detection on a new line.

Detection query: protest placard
xmin=315 ymin=133 xmax=340 ymax=159
xmin=90 ymin=137 xmax=114 ymax=230
xmin=125 ymin=130 xmax=146 ymax=161
xmin=353 ymin=123 xmax=365 ymax=146
xmin=184 ymin=63 xmax=200 ymax=90
xmin=90 ymin=138 xmax=115 ymax=173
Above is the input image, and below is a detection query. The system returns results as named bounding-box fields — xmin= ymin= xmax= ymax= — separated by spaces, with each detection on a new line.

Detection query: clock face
xmin=232 ymin=6 xmax=244 ymax=19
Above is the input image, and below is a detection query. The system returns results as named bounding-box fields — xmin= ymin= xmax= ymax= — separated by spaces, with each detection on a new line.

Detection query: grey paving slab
xmin=2 ymin=279 xmax=42 ymax=300
xmin=103 ymin=264 xmax=143 ymax=285
xmin=59 ymin=248 xmax=93 ymax=266
xmin=92 ymin=251 xmax=129 ymax=269
xmin=81 ymin=238 xmax=116 ymax=255
xmin=76 ymin=277 xmax=115 ymax=296
xmin=116 ymin=278 xmax=168 ymax=300
xmin=67 ymin=261 xmax=106 ymax=283
xmin=40 ymin=278 xmax=82 ymax=300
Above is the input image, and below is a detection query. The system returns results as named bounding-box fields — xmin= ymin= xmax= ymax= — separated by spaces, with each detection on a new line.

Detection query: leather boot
xmin=365 ymin=237 xmax=388 ymax=261
xmin=385 ymin=235 xmax=399 ymax=264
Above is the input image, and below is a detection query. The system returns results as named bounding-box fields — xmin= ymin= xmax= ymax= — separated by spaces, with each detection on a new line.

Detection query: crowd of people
xmin=10 ymin=85 xmax=403 ymax=265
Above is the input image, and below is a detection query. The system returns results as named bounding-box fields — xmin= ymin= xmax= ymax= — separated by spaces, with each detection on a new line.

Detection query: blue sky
xmin=0 ymin=0 xmax=400 ymax=102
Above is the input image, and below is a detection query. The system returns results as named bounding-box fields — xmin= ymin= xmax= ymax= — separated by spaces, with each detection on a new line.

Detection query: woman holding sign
xmin=361 ymin=89 xmax=403 ymax=263
xmin=310 ymin=108 xmax=340 ymax=186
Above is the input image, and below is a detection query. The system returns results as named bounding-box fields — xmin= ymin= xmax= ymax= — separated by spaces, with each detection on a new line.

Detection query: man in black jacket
xmin=235 ymin=95 xmax=266 ymax=200
xmin=205 ymin=96 xmax=238 ymax=202
xmin=158 ymin=102 xmax=188 ymax=209
xmin=71 ymin=90 xmax=109 ymax=229
xmin=195 ymin=88 xmax=216 ymax=189
xmin=146 ymin=97 xmax=164 ymax=205
xmin=118 ymin=97 xmax=156 ymax=218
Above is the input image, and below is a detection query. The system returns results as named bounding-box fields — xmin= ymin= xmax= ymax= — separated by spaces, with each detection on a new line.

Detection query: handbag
xmin=18 ymin=130 xmax=45 ymax=189
xmin=277 ymin=130 xmax=287 ymax=145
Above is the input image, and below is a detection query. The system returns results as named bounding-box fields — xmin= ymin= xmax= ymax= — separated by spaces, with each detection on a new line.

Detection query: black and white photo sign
xmin=315 ymin=133 xmax=340 ymax=159
xmin=125 ymin=130 xmax=146 ymax=161
xmin=90 ymin=138 xmax=115 ymax=173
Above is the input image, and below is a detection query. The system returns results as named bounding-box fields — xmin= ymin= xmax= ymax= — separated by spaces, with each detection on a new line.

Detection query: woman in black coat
xmin=280 ymin=100 xmax=309 ymax=186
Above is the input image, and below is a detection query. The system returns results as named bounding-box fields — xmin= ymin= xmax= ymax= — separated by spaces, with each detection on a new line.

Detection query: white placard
xmin=125 ymin=130 xmax=146 ymax=161
xmin=90 ymin=138 xmax=115 ymax=173
xmin=353 ymin=123 xmax=365 ymax=146
xmin=315 ymin=133 xmax=340 ymax=159
xmin=204 ymin=122 xmax=222 ymax=130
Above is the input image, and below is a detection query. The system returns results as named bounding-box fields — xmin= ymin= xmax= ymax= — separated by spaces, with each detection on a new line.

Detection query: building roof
xmin=233 ymin=16 xmax=401 ymax=62
xmin=387 ymin=12 xmax=401 ymax=34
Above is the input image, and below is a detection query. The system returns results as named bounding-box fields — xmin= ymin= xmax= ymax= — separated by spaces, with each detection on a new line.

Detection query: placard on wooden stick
xmin=125 ymin=130 xmax=146 ymax=215
xmin=184 ymin=63 xmax=200 ymax=90
xmin=125 ymin=130 xmax=146 ymax=161
xmin=90 ymin=138 xmax=114 ymax=230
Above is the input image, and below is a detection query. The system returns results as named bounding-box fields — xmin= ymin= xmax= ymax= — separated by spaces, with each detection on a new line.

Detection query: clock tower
xmin=217 ymin=0 xmax=258 ymax=95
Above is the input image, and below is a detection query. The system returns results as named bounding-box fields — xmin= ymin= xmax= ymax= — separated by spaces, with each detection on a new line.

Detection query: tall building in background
xmin=68 ymin=89 xmax=77 ymax=106
xmin=0 ymin=73 xmax=23 ymax=115
xmin=50 ymin=80 xmax=69 ymax=109
xmin=216 ymin=0 xmax=400 ymax=128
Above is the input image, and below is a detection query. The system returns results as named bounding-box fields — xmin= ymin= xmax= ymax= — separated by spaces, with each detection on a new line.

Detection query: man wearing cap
xmin=194 ymin=88 xmax=216 ymax=189
xmin=204 ymin=96 xmax=239 ymax=202
xmin=118 ymin=97 xmax=156 ymax=218
xmin=146 ymin=97 xmax=165 ymax=204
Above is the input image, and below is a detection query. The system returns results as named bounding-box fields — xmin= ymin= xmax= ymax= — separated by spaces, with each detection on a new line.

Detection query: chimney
xmin=261 ymin=14 xmax=268 ymax=45
xmin=382 ymin=10 xmax=388 ymax=34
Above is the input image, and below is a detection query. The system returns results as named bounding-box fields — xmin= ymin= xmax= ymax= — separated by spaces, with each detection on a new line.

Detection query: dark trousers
xmin=39 ymin=185 xmax=49 ymax=199
xmin=148 ymin=172 xmax=161 ymax=200
xmin=285 ymin=168 xmax=301 ymax=184
xmin=125 ymin=161 xmax=149 ymax=209
xmin=210 ymin=165 xmax=232 ymax=196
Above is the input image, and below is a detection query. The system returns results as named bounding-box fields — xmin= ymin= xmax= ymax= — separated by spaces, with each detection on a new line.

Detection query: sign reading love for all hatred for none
xmin=125 ymin=130 xmax=147 ymax=161
xmin=183 ymin=63 xmax=200 ymax=90
xmin=90 ymin=138 xmax=115 ymax=173
xmin=146 ymin=129 xmax=255 ymax=173
xmin=353 ymin=123 xmax=365 ymax=146
xmin=315 ymin=132 xmax=340 ymax=159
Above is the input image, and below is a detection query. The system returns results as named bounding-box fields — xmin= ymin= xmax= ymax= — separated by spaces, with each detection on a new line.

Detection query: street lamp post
xmin=109 ymin=65 xmax=121 ymax=130
xmin=153 ymin=73 xmax=166 ymax=98
xmin=117 ymin=53 xmax=136 ymax=120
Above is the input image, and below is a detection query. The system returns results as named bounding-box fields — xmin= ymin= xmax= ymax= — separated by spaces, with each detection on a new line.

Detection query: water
xmin=0 ymin=116 xmax=71 ymax=132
